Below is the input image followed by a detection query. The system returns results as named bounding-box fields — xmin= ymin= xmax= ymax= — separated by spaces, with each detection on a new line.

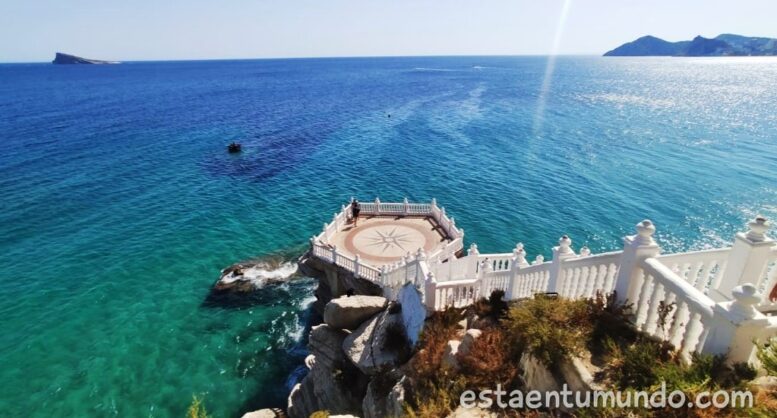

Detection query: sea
xmin=1 ymin=56 xmax=776 ymax=417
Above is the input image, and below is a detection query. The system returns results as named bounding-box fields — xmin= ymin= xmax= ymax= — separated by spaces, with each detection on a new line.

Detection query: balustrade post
xmin=716 ymin=216 xmax=774 ymax=300
xmin=479 ymin=258 xmax=492 ymax=297
xmin=514 ymin=243 xmax=529 ymax=268
xmin=354 ymin=254 xmax=361 ymax=278
xmin=331 ymin=245 xmax=338 ymax=265
xmin=431 ymin=198 xmax=437 ymax=211
xmin=403 ymin=197 xmax=409 ymax=215
xmin=613 ymin=220 xmax=661 ymax=306
xmin=548 ymin=235 xmax=576 ymax=294
xmin=425 ymin=272 xmax=438 ymax=310
xmin=309 ymin=236 xmax=315 ymax=251
xmin=702 ymin=284 xmax=771 ymax=363
xmin=466 ymin=243 xmax=480 ymax=278
xmin=374 ymin=197 xmax=381 ymax=215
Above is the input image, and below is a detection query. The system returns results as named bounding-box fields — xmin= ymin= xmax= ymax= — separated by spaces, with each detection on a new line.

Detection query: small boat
xmin=227 ymin=142 xmax=242 ymax=153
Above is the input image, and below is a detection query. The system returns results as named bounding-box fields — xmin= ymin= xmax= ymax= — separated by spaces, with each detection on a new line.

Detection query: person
xmin=351 ymin=199 xmax=361 ymax=227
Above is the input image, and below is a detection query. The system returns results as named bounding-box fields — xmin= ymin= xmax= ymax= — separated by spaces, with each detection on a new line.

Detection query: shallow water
xmin=1 ymin=56 xmax=776 ymax=417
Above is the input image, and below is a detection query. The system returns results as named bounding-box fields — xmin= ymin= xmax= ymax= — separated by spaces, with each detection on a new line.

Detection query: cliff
xmin=604 ymin=33 xmax=777 ymax=56
xmin=52 ymin=52 xmax=120 ymax=64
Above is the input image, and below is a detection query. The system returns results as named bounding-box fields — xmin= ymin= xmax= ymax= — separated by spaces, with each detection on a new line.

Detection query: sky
xmin=1 ymin=0 xmax=776 ymax=62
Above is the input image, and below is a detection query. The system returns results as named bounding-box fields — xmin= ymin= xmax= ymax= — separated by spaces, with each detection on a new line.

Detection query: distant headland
xmin=52 ymin=52 xmax=120 ymax=64
xmin=604 ymin=34 xmax=777 ymax=56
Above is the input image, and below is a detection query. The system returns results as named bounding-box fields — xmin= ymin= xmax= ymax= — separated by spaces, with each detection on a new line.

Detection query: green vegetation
xmin=309 ymin=411 xmax=330 ymax=418
xmin=402 ymin=290 xmax=774 ymax=417
xmin=186 ymin=395 xmax=211 ymax=418
xmin=757 ymin=336 xmax=777 ymax=376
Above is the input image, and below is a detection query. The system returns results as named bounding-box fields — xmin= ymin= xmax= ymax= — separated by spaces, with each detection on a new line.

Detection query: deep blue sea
xmin=1 ymin=56 xmax=776 ymax=417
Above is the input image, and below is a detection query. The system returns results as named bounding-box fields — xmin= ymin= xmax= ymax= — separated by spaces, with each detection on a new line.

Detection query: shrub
xmin=503 ymin=295 xmax=591 ymax=366
xmin=472 ymin=289 xmax=509 ymax=321
xmin=410 ymin=307 xmax=464 ymax=379
xmin=757 ymin=336 xmax=777 ymax=377
xmin=457 ymin=328 xmax=520 ymax=388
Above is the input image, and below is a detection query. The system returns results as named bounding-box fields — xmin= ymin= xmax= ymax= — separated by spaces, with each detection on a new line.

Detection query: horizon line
xmin=0 ymin=53 xmax=608 ymax=65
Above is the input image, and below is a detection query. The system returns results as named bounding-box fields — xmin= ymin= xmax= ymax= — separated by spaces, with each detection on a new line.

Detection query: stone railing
xmin=308 ymin=200 xmax=777 ymax=366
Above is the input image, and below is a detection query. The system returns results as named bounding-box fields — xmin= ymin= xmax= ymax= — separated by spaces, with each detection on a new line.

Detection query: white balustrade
xmin=307 ymin=201 xmax=777 ymax=369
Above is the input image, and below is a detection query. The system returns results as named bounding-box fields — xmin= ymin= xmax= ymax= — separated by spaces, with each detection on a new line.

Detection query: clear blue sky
xmin=1 ymin=0 xmax=775 ymax=62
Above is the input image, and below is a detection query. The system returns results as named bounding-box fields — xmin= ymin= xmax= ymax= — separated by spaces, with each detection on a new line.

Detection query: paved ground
xmin=330 ymin=215 xmax=450 ymax=267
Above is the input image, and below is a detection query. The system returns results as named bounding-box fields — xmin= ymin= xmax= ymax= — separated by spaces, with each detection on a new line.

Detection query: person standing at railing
xmin=351 ymin=198 xmax=361 ymax=227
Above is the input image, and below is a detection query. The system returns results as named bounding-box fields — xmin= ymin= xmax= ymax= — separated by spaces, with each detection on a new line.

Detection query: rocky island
xmin=52 ymin=52 xmax=120 ymax=64
xmin=604 ymin=33 xmax=777 ymax=56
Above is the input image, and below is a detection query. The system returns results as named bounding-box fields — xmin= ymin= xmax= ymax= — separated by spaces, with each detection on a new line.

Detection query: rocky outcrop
xmin=52 ymin=52 xmax=119 ymax=64
xmin=396 ymin=283 xmax=426 ymax=345
xmin=342 ymin=310 xmax=410 ymax=376
xmin=240 ymin=409 xmax=283 ymax=418
xmin=212 ymin=261 xmax=298 ymax=294
xmin=324 ymin=296 xmax=388 ymax=330
xmin=287 ymin=324 xmax=367 ymax=418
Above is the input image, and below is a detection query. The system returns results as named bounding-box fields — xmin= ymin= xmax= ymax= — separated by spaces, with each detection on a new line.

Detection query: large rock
xmin=442 ymin=340 xmax=462 ymax=370
xmin=362 ymin=374 xmax=408 ymax=418
xmin=324 ymin=296 xmax=388 ymax=330
xmin=397 ymin=283 xmax=426 ymax=345
xmin=287 ymin=324 xmax=367 ymax=418
xmin=459 ymin=329 xmax=482 ymax=355
xmin=342 ymin=311 xmax=410 ymax=375
xmin=447 ymin=406 xmax=497 ymax=417
xmin=241 ymin=409 xmax=280 ymax=418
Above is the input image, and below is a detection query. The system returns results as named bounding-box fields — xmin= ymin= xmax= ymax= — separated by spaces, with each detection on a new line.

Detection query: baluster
xmin=643 ymin=282 xmax=666 ymax=336
xmin=679 ymin=312 xmax=705 ymax=360
xmin=574 ymin=267 xmax=587 ymax=298
xmin=709 ymin=260 xmax=727 ymax=290
xmin=634 ymin=272 xmax=654 ymax=329
xmin=591 ymin=265 xmax=606 ymax=297
xmin=603 ymin=263 xmax=617 ymax=293
xmin=668 ymin=300 xmax=689 ymax=348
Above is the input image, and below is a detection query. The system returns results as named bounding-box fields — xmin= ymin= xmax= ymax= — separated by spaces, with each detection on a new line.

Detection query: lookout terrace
xmin=308 ymin=199 xmax=777 ymax=367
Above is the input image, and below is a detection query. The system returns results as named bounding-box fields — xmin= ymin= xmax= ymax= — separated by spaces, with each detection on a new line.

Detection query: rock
xmin=304 ymin=354 xmax=316 ymax=369
xmin=210 ymin=260 xmax=298 ymax=301
xmin=446 ymin=406 xmax=497 ymax=417
xmin=442 ymin=340 xmax=461 ymax=370
xmin=287 ymin=324 xmax=367 ymax=418
xmin=241 ymin=409 xmax=280 ymax=418
xmin=396 ymin=283 xmax=427 ymax=345
xmin=308 ymin=324 xmax=348 ymax=368
xmin=324 ymin=296 xmax=388 ymax=330
xmin=459 ymin=329 xmax=482 ymax=355
xmin=386 ymin=376 xmax=408 ymax=417
xmin=752 ymin=375 xmax=777 ymax=390
xmin=52 ymin=52 xmax=120 ymax=64
xmin=343 ymin=311 xmax=410 ymax=375
xmin=362 ymin=378 xmax=388 ymax=418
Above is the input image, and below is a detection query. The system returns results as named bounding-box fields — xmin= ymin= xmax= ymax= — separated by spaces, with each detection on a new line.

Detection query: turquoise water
xmin=1 ymin=56 xmax=776 ymax=417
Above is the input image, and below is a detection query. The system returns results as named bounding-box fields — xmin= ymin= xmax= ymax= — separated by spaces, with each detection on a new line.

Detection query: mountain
xmin=603 ymin=35 xmax=689 ymax=56
xmin=52 ymin=52 xmax=120 ymax=64
xmin=604 ymin=34 xmax=777 ymax=56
